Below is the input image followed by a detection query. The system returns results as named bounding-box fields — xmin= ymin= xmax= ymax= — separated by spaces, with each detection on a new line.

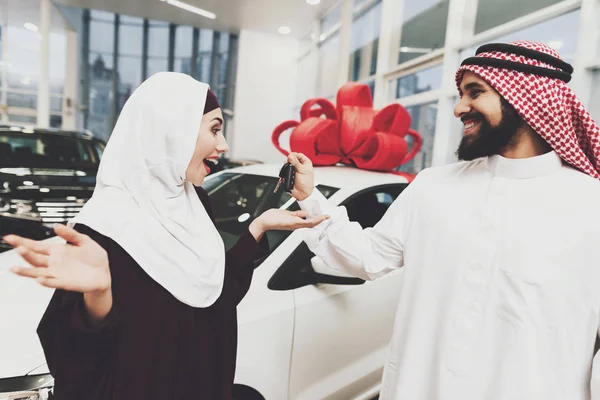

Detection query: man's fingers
xmin=295 ymin=153 xmax=311 ymax=165
xmin=2 ymin=235 xmax=51 ymax=255
xmin=287 ymin=153 xmax=301 ymax=169
xmin=54 ymin=224 xmax=87 ymax=246
xmin=11 ymin=266 xmax=55 ymax=280
xmin=288 ymin=152 xmax=312 ymax=168
xmin=16 ymin=246 xmax=49 ymax=268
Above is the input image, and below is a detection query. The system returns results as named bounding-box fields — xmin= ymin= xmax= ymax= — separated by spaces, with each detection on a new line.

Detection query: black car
xmin=0 ymin=125 xmax=106 ymax=252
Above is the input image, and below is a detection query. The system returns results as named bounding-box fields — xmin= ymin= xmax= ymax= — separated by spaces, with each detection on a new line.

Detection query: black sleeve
xmin=224 ymin=230 xmax=270 ymax=305
xmin=194 ymin=185 xmax=270 ymax=304
xmin=36 ymin=224 xmax=118 ymax=398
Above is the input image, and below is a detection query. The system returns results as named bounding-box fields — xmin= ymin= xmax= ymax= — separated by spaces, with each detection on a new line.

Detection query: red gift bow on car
xmin=272 ymin=82 xmax=423 ymax=172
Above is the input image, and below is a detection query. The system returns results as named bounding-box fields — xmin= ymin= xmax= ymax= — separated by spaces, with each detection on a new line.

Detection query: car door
xmin=272 ymin=184 xmax=408 ymax=400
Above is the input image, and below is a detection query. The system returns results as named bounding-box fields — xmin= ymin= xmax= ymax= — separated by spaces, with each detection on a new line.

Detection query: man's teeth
xmin=464 ymin=121 xmax=478 ymax=129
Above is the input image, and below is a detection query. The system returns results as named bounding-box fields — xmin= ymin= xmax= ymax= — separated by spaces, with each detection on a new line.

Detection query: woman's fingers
xmin=290 ymin=210 xmax=309 ymax=218
xmin=54 ymin=224 xmax=88 ymax=246
xmin=35 ymin=277 xmax=64 ymax=289
xmin=16 ymin=246 xmax=49 ymax=268
xmin=301 ymin=215 xmax=330 ymax=228
xmin=3 ymin=235 xmax=52 ymax=255
xmin=11 ymin=266 xmax=55 ymax=280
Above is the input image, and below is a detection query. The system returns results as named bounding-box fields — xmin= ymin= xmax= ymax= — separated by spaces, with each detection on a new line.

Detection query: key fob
xmin=283 ymin=163 xmax=295 ymax=193
xmin=274 ymin=162 xmax=296 ymax=194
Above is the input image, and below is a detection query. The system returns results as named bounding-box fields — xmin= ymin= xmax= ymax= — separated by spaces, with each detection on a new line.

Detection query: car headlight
xmin=0 ymin=198 xmax=40 ymax=220
xmin=0 ymin=374 xmax=53 ymax=399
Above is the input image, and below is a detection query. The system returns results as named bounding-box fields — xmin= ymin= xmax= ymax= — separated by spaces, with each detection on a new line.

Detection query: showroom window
xmin=174 ymin=26 xmax=193 ymax=75
xmin=317 ymin=34 xmax=341 ymax=98
xmin=348 ymin=1 xmax=382 ymax=82
xmin=390 ymin=63 xmax=443 ymax=101
xmin=396 ymin=101 xmax=438 ymax=174
xmin=147 ymin=20 xmax=169 ymax=78
xmin=474 ymin=0 xmax=565 ymax=34
xmin=460 ymin=9 xmax=581 ymax=64
xmin=0 ymin=9 xmax=66 ymax=127
xmin=117 ymin=15 xmax=144 ymax=116
xmin=79 ymin=9 xmax=238 ymax=141
xmin=214 ymin=32 xmax=230 ymax=105
xmin=321 ymin=4 xmax=341 ymax=35
xmin=88 ymin=10 xmax=116 ymax=140
xmin=591 ymin=68 xmax=600 ymax=124
xmin=295 ymin=51 xmax=318 ymax=108
xmin=398 ymin=0 xmax=449 ymax=65
xmin=196 ymin=29 xmax=214 ymax=84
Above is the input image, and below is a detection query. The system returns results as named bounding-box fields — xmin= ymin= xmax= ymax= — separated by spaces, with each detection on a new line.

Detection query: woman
xmin=3 ymin=72 xmax=328 ymax=399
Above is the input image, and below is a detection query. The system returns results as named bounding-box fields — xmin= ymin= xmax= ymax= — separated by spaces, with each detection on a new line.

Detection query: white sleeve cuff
xmin=297 ymin=188 xmax=337 ymax=218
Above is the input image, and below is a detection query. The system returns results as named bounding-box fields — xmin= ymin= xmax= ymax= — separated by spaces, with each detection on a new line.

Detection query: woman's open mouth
xmin=203 ymin=158 xmax=218 ymax=174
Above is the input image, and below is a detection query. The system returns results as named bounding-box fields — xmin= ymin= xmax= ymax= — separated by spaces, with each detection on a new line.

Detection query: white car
xmin=0 ymin=164 xmax=412 ymax=400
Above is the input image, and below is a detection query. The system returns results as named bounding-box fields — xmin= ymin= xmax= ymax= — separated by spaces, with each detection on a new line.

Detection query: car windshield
xmin=203 ymin=172 xmax=338 ymax=251
xmin=0 ymin=131 xmax=104 ymax=169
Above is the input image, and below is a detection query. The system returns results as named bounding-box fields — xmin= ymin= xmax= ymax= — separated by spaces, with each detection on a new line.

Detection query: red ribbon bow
xmin=272 ymin=82 xmax=423 ymax=172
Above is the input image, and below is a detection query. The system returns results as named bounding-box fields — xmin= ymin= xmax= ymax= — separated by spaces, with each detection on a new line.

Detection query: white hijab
xmin=71 ymin=72 xmax=226 ymax=307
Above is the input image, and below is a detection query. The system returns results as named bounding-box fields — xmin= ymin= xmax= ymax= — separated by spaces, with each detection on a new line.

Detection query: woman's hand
xmin=249 ymin=209 xmax=330 ymax=241
xmin=5 ymin=224 xmax=110 ymax=293
xmin=4 ymin=224 xmax=112 ymax=324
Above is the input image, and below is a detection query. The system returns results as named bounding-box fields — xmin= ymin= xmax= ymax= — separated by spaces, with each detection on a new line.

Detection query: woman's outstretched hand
xmin=4 ymin=224 xmax=112 ymax=324
xmin=5 ymin=224 xmax=110 ymax=293
xmin=249 ymin=209 xmax=330 ymax=241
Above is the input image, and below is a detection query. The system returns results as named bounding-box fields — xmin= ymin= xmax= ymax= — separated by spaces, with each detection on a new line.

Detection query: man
xmin=287 ymin=41 xmax=600 ymax=399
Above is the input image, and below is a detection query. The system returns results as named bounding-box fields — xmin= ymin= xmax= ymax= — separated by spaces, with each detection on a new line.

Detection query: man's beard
xmin=456 ymin=97 xmax=523 ymax=161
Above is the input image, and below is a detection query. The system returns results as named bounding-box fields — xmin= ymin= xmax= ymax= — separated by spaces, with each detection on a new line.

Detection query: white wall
xmin=230 ymin=29 xmax=299 ymax=163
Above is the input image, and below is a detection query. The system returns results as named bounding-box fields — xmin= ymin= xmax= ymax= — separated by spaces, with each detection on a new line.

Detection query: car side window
xmin=268 ymin=184 xmax=409 ymax=290
xmin=204 ymin=173 xmax=339 ymax=251
xmin=344 ymin=185 xmax=406 ymax=229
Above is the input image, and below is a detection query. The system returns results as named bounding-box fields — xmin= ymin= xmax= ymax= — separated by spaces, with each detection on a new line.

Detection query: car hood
xmin=0 ymin=167 xmax=97 ymax=201
xmin=0 ymin=240 xmax=59 ymax=378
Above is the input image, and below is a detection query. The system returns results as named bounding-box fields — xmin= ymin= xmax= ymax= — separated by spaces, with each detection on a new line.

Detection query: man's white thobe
xmin=298 ymin=151 xmax=600 ymax=400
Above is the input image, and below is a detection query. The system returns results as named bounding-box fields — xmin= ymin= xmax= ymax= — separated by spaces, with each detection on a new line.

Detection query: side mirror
xmin=310 ymin=256 xmax=364 ymax=286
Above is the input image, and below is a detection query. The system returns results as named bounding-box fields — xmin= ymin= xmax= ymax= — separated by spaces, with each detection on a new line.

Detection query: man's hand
xmin=287 ymin=152 xmax=315 ymax=201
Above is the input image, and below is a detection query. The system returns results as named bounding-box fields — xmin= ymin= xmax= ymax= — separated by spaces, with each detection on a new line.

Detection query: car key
xmin=274 ymin=162 xmax=295 ymax=193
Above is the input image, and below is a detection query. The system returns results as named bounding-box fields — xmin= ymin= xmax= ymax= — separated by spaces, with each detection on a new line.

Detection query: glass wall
xmin=317 ymin=34 xmax=341 ymax=98
xmin=460 ymin=10 xmax=581 ymax=64
xmin=196 ymin=29 xmax=214 ymax=84
xmin=117 ymin=15 xmax=143 ymax=116
xmin=474 ymin=0 xmax=565 ymax=34
xmin=397 ymin=0 xmax=448 ymax=64
xmin=174 ymin=26 xmax=194 ymax=74
xmin=321 ymin=4 xmax=342 ymax=35
xmin=0 ymin=2 xmax=66 ymax=127
xmin=396 ymin=101 xmax=438 ymax=173
xmin=591 ymin=69 xmax=600 ymax=124
xmin=88 ymin=10 xmax=115 ymax=140
xmin=389 ymin=63 xmax=443 ymax=101
xmin=298 ymin=0 xmax=600 ymax=174
xmin=146 ymin=21 xmax=169 ymax=79
xmin=349 ymin=1 xmax=381 ymax=82
xmin=79 ymin=9 xmax=238 ymax=141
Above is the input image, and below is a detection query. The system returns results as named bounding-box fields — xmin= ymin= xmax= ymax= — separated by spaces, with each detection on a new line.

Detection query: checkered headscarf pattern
xmin=456 ymin=40 xmax=600 ymax=180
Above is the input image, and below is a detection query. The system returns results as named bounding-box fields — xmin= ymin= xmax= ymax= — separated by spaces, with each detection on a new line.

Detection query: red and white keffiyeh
xmin=456 ymin=40 xmax=600 ymax=180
